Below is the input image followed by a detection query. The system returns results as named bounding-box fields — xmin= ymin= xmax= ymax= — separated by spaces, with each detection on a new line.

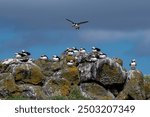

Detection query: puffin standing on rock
xmin=79 ymin=48 xmax=86 ymax=54
xmin=40 ymin=55 xmax=48 ymax=60
xmin=21 ymin=50 xmax=31 ymax=56
xmin=52 ymin=55 xmax=60 ymax=62
xmin=90 ymin=54 xmax=99 ymax=62
xmin=15 ymin=50 xmax=31 ymax=62
xmin=99 ymin=52 xmax=107 ymax=59
xmin=130 ymin=59 xmax=137 ymax=70
xmin=92 ymin=47 xmax=101 ymax=53
xmin=67 ymin=60 xmax=74 ymax=66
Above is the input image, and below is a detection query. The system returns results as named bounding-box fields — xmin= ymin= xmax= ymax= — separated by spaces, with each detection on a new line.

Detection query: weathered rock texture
xmin=116 ymin=70 xmax=145 ymax=100
xmin=0 ymin=56 xmax=149 ymax=100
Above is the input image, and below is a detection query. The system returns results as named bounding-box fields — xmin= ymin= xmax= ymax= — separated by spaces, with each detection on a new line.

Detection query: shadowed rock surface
xmin=116 ymin=70 xmax=145 ymax=100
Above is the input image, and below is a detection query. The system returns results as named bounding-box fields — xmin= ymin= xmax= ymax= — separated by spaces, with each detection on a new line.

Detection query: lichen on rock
xmin=80 ymin=83 xmax=115 ymax=100
xmin=12 ymin=62 xmax=44 ymax=85
xmin=116 ymin=70 xmax=145 ymax=100
xmin=43 ymin=78 xmax=71 ymax=97
xmin=0 ymin=73 xmax=17 ymax=98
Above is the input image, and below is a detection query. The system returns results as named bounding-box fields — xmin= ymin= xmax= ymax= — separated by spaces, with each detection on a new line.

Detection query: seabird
xmin=52 ymin=55 xmax=60 ymax=62
xmin=15 ymin=52 xmax=26 ymax=58
xmin=99 ymin=52 xmax=107 ymax=59
xmin=90 ymin=55 xmax=98 ymax=62
xmin=79 ymin=48 xmax=86 ymax=54
xmin=67 ymin=60 xmax=74 ymax=66
xmin=72 ymin=47 xmax=79 ymax=53
xmin=22 ymin=50 xmax=31 ymax=56
xmin=67 ymin=49 xmax=74 ymax=56
xmin=92 ymin=47 xmax=101 ymax=53
xmin=66 ymin=18 xmax=88 ymax=30
xmin=40 ymin=55 xmax=48 ymax=60
xmin=130 ymin=59 xmax=137 ymax=70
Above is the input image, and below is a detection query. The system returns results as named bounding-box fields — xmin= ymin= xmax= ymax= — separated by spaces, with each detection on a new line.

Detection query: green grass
xmin=6 ymin=85 xmax=90 ymax=100
xmin=6 ymin=95 xmax=30 ymax=100
xmin=144 ymin=75 xmax=150 ymax=82
xmin=49 ymin=85 xmax=89 ymax=100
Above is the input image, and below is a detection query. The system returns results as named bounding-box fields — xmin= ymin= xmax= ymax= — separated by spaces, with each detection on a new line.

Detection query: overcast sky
xmin=0 ymin=0 xmax=150 ymax=74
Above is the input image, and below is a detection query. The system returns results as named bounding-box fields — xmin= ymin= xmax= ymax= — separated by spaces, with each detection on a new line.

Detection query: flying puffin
xmin=130 ymin=59 xmax=137 ymax=70
xmin=65 ymin=18 xmax=88 ymax=30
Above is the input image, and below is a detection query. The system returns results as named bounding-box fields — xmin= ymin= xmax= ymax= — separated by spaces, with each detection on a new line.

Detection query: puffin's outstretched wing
xmin=78 ymin=21 xmax=88 ymax=25
xmin=65 ymin=18 xmax=75 ymax=24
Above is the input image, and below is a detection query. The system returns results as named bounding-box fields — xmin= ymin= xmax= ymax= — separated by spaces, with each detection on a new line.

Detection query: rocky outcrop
xmin=3 ymin=62 xmax=44 ymax=85
xmin=43 ymin=78 xmax=71 ymax=97
xmin=144 ymin=81 xmax=150 ymax=100
xmin=80 ymin=83 xmax=115 ymax=100
xmin=116 ymin=70 xmax=145 ymax=100
xmin=17 ymin=84 xmax=47 ymax=99
xmin=78 ymin=58 xmax=126 ymax=97
xmin=79 ymin=58 xmax=126 ymax=85
xmin=0 ymin=53 xmax=149 ymax=100
xmin=0 ymin=73 xmax=17 ymax=98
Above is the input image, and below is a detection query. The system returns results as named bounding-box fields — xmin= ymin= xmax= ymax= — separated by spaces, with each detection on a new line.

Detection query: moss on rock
xmin=43 ymin=78 xmax=71 ymax=97
xmin=13 ymin=63 xmax=44 ymax=85
xmin=97 ymin=63 xmax=125 ymax=85
xmin=116 ymin=70 xmax=145 ymax=100
xmin=62 ymin=66 xmax=79 ymax=85
xmin=144 ymin=81 xmax=150 ymax=99
xmin=17 ymin=84 xmax=48 ymax=99
xmin=80 ymin=83 xmax=115 ymax=100
xmin=0 ymin=73 xmax=17 ymax=98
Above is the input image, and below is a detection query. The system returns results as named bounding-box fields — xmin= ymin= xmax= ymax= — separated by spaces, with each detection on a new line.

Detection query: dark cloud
xmin=0 ymin=0 xmax=150 ymax=31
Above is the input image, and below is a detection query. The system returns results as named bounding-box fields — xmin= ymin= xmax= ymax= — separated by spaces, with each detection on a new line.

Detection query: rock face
xmin=116 ymin=70 xmax=145 ymax=100
xmin=79 ymin=58 xmax=126 ymax=85
xmin=78 ymin=58 xmax=126 ymax=96
xmin=0 ymin=55 xmax=149 ymax=100
xmin=43 ymin=78 xmax=71 ymax=97
xmin=0 ymin=73 xmax=17 ymax=98
xmin=80 ymin=83 xmax=115 ymax=100
xmin=144 ymin=81 xmax=150 ymax=99
xmin=17 ymin=84 xmax=47 ymax=99
xmin=0 ymin=61 xmax=45 ymax=99
xmin=7 ymin=62 xmax=44 ymax=85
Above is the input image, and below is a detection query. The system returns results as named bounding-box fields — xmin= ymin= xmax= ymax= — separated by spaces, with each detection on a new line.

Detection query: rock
xmin=80 ymin=83 xmax=115 ymax=100
xmin=0 ymin=73 xmax=17 ymax=98
xmin=65 ymin=55 xmax=75 ymax=62
xmin=112 ymin=58 xmax=123 ymax=66
xmin=0 ymin=62 xmax=9 ymax=73
xmin=144 ymin=81 xmax=150 ymax=99
xmin=62 ymin=66 xmax=79 ymax=85
xmin=79 ymin=58 xmax=126 ymax=87
xmin=11 ymin=62 xmax=44 ymax=85
xmin=17 ymin=84 xmax=48 ymax=99
xmin=43 ymin=78 xmax=71 ymax=97
xmin=34 ymin=59 xmax=53 ymax=77
xmin=116 ymin=70 xmax=145 ymax=100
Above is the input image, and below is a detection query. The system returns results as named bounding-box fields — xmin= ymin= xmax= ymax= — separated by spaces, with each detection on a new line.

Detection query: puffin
xmin=66 ymin=18 xmax=88 ymax=30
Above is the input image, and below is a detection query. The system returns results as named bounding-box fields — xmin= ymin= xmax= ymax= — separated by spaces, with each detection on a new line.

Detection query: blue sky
xmin=0 ymin=0 xmax=150 ymax=74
